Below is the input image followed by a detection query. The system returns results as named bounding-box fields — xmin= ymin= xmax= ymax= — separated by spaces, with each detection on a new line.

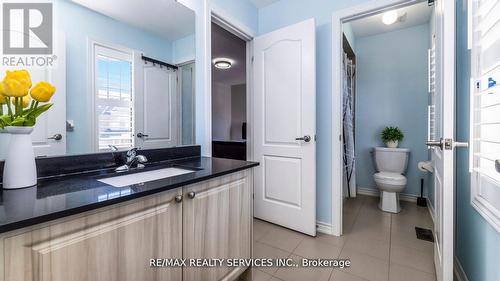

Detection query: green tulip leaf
xmin=25 ymin=103 xmax=52 ymax=120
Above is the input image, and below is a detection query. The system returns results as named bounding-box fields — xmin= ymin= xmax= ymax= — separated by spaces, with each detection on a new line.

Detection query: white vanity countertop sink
xmin=98 ymin=167 xmax=195 ymax=187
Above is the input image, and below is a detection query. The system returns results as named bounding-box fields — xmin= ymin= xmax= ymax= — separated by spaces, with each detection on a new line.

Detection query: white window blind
xmin=94 ymin=45 xmax=134 ymax=151
xmin=428 ymin=39 xmax=438 ymax=141
xmin=470 ymin=0 xmax=500 ymax=232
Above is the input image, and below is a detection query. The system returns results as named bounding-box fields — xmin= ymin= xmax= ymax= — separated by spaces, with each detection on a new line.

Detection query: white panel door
xmin=429 ymin=0 xmax=456 ymax=280
xmin=0 ymin=34 xmax=66 ymax=158
xmin=253 ymin=19 xmax=316 ymax=236
xmin=134 ymin=58 xmax=178 ymax=149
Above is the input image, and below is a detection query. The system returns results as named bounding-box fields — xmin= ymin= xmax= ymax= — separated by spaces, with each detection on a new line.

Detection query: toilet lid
xmin=374 ymin=172 xmax=407 ymax=185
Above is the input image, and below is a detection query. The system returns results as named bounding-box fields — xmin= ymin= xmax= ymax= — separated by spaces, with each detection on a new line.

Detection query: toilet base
xmin=378 ymin=191 xmax=401 ymax=213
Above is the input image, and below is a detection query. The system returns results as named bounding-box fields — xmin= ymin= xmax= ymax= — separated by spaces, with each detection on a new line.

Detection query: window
xmin=93 ymin=44 xmax=134 ymax=151
xmin=470 ymin=0 xmax=500 ymax=232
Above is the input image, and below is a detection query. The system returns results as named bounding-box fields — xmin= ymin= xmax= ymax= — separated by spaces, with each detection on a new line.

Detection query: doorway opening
xmin=336 ymin=0 xmax=437 ymax=274
xmin=210 ymin=22 xmax=248 ymax=161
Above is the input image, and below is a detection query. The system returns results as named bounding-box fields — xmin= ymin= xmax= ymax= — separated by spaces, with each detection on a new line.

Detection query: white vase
xmin=2 ymin=126 xmax=37 ymax=189
xmin=386 ymin=140 xmax=399 ymax=148
xmin=0 ymin=128 xmax=10 ymax=159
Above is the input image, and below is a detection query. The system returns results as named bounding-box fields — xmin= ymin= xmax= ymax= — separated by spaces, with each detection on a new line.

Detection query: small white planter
xmin=2 ymin=126 xmax=37 ymax=189
xmin=386 ymin=140 xmax=399 ymax=148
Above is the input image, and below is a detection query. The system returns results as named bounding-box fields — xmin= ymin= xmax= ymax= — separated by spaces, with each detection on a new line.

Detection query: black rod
xmin=141 ymin=55 xmax=178 ymax=70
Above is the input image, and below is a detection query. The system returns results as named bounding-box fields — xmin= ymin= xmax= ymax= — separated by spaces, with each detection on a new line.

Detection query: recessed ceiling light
xmin=213 ymin=58 xmax=232 ymax=69
xmin=382 ymin=10 xmax=398 ymax=25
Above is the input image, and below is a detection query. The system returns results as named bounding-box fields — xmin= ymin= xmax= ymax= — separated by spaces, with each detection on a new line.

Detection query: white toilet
xmin=372 ymin=147 xmax=410 ymax=213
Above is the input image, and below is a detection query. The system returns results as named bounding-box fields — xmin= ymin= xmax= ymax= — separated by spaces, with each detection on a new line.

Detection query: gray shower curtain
xmin=342 ymin=53 xmax=356 ymax=198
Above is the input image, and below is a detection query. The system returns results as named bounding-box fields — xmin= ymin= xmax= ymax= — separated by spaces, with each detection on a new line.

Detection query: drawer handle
xmin=187 ymin=192 xmax=196 ymax=199
xmin=174 ymin=195 xmax=183 ymax=203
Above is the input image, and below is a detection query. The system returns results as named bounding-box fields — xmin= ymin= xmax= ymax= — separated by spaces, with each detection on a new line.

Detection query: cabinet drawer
xmin=2 ymin=189 xmax=182 ymax=281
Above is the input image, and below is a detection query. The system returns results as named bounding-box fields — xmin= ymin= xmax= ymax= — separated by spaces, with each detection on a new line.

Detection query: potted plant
xmin=381 ymin=126 xmax=404 ymax=148
xmin=0 ymin=70 xmax=56 ymax=189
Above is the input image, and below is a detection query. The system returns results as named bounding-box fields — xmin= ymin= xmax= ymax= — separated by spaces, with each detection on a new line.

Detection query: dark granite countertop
xmin=0 ymin=156 xmax=258 ymax=233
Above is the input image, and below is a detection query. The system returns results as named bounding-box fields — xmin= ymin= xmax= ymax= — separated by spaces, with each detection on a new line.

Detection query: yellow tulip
xmin=30 ymin=81 xmax=56 ymax=102
xmin=0 ymin=83 xmax=6 ymax=104
xmin=3 ymin=78 xmax=29 ymax=97
xmin=2 ymin=70 xmax=32 ymax=97
xmin=21 ymin=95 xmax=31 ymax=108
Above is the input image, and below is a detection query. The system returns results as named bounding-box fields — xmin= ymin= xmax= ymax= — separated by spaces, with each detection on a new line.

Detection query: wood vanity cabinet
xmin=0 ymin=170 xmax=253 ymax=281
xmin=183 ymin=170 xmax=252 ymax=281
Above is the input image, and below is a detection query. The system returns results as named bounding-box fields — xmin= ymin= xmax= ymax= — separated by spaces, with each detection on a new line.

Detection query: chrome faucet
xmin=115 ymin=148 xmax=148 ymax=172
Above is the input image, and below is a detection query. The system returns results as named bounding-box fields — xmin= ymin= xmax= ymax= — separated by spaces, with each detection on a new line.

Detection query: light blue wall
xmin=455 ymin=0 xmax=500 ymax=280
xmin=259 ymin=0 xmax=372 ymax=223
xmin=56 ymin=0 xmax=174 ymax=154
xmin=173 ymin=34 xmax=196 ymax=64
xmin=355 ymin=24 xmax=430 ymax=197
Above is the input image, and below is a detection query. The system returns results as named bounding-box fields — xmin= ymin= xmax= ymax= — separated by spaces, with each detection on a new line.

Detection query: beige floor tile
xmin=313 ymin=232 xmax=348 ymax=248
xmin=253 ymin=242 xmax=291 ymax=275
xmin=273 ymin=255 xmax=333 ymax=281
xmin=254 ymin=219 xmax=273 ymax=241
xmin=330 ymin=270 xmax=367 ymax=281
xmin=390 ymin=244 xmax=435 ymax=274
xmin=389 ymin=263 xmax=436 ymax=281
xmin=244 ymin=268 xmax=274 ymax=281
xmin=348 ymin=223 xmax=391 ymax=243
xmin=338 ymin=249 xmax=389 ymax=281
xmin=342 ymin=236 xmax=390 ymax=260
xmin=293 ymin=236 xmax=342 ymax=259
xmin=258 ymin=225 xmax=306 ymax=252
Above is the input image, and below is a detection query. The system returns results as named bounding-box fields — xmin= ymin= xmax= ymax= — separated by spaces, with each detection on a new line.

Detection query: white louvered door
xmin=470 ymin=0 xmax=500 ymax=233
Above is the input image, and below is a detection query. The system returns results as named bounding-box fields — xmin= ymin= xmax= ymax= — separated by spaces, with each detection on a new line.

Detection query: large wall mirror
xmin=0 ymin=0 xmax=196 ymax=158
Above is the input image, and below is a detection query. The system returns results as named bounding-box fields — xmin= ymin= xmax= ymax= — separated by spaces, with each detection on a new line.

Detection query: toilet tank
xmin=372 ymin=147 xmax=410 ymax=173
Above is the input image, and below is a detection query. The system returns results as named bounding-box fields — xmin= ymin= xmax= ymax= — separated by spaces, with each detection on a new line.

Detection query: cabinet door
xmin=183 ymin=171 xmax=252 ymax=281
xmin=3 ymin=189 xmax=182 ymax=281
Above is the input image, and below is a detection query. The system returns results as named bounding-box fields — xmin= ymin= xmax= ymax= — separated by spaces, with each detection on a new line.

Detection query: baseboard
xmin=316 ymin=221 xmax=333 ymax=235
xmin=427 ymin=197 xmax=435 ymax=223
xmin=454 ymin=256 xmax=470 ymax=281
xmin=356 ymin=186 xmax=420 ymax=203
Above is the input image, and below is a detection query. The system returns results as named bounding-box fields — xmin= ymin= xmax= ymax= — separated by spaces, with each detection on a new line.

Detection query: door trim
xmin=208 ymin=8 xmax=254 ymax=160
xmin=331 ymin=0 xmax=433 ymax=237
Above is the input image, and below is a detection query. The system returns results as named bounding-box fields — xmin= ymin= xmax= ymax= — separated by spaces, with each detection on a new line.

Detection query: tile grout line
xmin=388 ymin=212 xmax=393 ymax=281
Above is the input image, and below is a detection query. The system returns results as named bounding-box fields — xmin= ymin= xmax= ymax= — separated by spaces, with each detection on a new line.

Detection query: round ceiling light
xmin=382 ymin=10 xmax=398 ymax=25
xmin=213 ymin=58 xmax=232 ymax=69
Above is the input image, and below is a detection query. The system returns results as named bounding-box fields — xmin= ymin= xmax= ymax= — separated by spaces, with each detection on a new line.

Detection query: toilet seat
xmin=373 ymin=172 xmax=407 ymax=185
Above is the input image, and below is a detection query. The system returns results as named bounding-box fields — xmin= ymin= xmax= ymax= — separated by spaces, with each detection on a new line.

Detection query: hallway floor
xmin=249 ymin=195 xmax=436 ymax=281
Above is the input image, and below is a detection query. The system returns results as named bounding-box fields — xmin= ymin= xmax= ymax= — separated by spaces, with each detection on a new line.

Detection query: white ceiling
xmin=249 ymin=0 xmax=280 ymax=8
xmin=71 ymin=0 xmax=195 ymax=41
xmin=212 ymin=23 xmax=246 ymax=86
xmin=348 ymin=2 xmax=432 ymax=38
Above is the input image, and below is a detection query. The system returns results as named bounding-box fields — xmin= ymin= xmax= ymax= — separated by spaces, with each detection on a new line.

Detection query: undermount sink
xmin=98 ymin=167 xmax=196 ymax=187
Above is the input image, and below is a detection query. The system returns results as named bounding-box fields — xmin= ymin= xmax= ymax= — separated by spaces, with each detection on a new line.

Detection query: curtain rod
xmin=141 ymin=55 xmax=178 ymax=70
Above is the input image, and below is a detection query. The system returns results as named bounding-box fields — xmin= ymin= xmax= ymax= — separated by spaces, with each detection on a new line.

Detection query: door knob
xmin=426 ymin=139 xmax=469 ymax=150
xmin=495 ymin=160 xmax=500 ymax=174
xmin=137 ymin=132 xmax=149 ymax=138
xmin=295 ymin=135 xmax=311 ymax=142
xmin=187 ymin=191 xmax=196 ymax=199
xmin=47 ymin=134 xmax=62 ymax=141
xmin=174 ymin=195 xmax=183 ymax=203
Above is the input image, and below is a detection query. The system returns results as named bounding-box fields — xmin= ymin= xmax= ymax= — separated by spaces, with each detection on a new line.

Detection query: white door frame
xmin=208 ymin=7 xmax=254 ymax=160
xmin=331 ymin=0 xmax=443 ymax=236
